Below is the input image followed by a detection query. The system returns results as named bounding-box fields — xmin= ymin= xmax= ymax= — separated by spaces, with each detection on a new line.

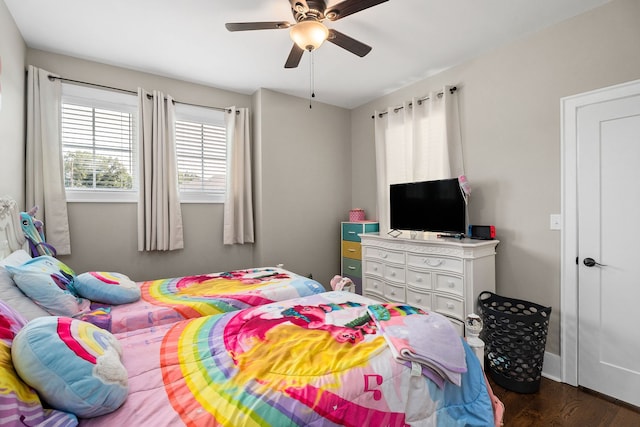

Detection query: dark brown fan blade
xmin=325 ymin=0 xmax=388 ymax=21
xmin=289 ymin=0 xmax=310 ymax=14
xmin=285 ymin=44 xmax=305 ymax=68
xmin=327 ymin=29 xmax=372 ymax=57
xmin=225 ymin=22 xmax=291 ymax=31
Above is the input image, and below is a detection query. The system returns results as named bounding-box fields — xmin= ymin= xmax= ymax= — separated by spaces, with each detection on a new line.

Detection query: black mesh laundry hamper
xmin=477 ymin=291 xmax=551 ymax=393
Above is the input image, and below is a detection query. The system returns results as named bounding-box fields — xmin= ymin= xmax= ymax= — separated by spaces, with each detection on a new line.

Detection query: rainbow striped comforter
xmin=76 ymin=267 xmax=325 ymax=333
xmin=80 ymin=291 xmax=497 ymax=427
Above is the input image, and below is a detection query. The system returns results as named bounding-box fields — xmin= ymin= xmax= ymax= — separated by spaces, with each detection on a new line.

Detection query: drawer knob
xmin=348 ymin=266 xmax=356 ymax=270
xmin=374 ymin=283 xmax=378 ymax=288
xmin=373 ymin=266 xmax=378 ymax=272
xmin=416 ymin=276 xmax=422 ymax=282
xmin=424 ymin=258 xmax=444 ymax=267
xmin=448 ymin=281 xmax=455 ymax=288
xmin=416 ymin=297 xmax=422 ymax=302
xmin=381 ymin=253 xmax=388 ymax=259
xmin=348 ymin=249 xmax=356 ymax=253
xmin=390 ymin=271 xmax=396 ymax=277
xmin=446 ymin=302 xmax=455 ymax=309
xmin=391 ymin=290 xmax=396 ymax=296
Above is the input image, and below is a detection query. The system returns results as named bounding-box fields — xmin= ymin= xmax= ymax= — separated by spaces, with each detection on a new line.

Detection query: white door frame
xmin=560 ymin=78 xmax=640 ymax=387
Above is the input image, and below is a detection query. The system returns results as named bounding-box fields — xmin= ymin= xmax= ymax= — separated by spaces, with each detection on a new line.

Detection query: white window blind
xmin=61 ymin=84 xmax=138 ymax=202
xmin=175 ymin=104 xmax=227 ymax=203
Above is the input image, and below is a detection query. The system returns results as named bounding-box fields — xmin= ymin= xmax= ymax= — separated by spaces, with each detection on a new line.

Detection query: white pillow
xmin=0 ymin=249 xmax=32 ymax=267
xmin=0 ymin=250 xmax=51 ymax=320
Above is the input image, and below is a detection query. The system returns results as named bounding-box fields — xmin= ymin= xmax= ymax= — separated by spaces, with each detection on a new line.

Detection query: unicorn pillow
xmin=74 ymin=271 xmax=141 ymax=305
xmin=11 ymin=316 xmax=128 ymax=418
xmin=0 ymin=300 xmax=78 ymax=425
xmin=6 ymin=256 xmax=90 ymax=316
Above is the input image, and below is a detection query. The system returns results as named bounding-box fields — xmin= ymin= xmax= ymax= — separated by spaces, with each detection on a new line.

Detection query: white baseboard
xmin=541 ymin=351 xmax=562 ymax=382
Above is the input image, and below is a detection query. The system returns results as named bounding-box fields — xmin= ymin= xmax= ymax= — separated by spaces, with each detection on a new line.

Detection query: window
xmin=60 ymin=84 xmax=227 ymax=204
xmin=61 ymin=84 xmax=138 ymax=202
xmin=174 ymin=103 xmax=227 ymax=203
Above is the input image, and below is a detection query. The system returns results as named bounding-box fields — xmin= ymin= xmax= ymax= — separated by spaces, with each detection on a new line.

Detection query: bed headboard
xmin=0 ymin=197 xmax=26 ymax=259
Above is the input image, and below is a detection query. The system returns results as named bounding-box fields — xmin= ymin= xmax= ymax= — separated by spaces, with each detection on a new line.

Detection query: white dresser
xmin=360 ymin=234 xmax=498 ymax=335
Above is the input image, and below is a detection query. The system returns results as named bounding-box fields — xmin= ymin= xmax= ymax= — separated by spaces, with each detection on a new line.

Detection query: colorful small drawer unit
xmin=340 ymin=221 xmax=379 ymax=294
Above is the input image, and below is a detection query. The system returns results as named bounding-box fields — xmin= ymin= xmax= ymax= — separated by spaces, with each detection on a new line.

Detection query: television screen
xmin=390 ymin=178 xmax=466 ymax=233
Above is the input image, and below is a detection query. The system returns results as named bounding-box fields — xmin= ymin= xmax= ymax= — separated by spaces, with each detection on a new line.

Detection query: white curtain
xmin=25 ymin=66 xmax=71 ymax=255
xmin=223 ymin=107 xmax=254 ymax=245
xmin=374 ymin=86 xmax=463 ymax=233
xmin=137 ymin=89 xmax=184 ymax=251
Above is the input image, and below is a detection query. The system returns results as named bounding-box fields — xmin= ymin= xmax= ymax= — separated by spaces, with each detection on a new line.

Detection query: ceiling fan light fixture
xmin=290 ymin=20 xmax=329 ymax=51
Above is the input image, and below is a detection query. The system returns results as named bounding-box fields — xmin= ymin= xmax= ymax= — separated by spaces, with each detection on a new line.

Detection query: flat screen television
xmin=390 ymin=178 xmax=466 ymax=233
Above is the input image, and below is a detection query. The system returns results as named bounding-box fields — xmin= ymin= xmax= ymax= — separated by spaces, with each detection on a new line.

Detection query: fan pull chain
xmin=309 ymin=50 xmax=315 ymax=109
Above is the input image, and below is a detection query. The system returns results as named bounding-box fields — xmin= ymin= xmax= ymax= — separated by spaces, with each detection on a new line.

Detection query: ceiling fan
xmin=225 ymin=0 xmax=389 ymax=68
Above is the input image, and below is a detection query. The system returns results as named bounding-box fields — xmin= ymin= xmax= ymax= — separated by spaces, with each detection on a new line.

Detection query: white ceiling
xmin=5 ymin=0 xmax=609 ymax=109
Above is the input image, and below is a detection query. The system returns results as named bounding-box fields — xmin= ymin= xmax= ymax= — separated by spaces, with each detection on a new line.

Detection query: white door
xmin=576 ymin=89 xmax=640 ymax=406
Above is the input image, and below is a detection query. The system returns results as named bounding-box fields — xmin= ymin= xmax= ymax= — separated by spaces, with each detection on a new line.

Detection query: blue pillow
xmin=0 ymin=300 xmax=78 ymax=425
xmin=74 ymin=272 xmax=141 ymax=305
xmin=11 ymin=316 xmax=128 ymax=418
xmin=6 ymin=256 xmax=90 ymax=316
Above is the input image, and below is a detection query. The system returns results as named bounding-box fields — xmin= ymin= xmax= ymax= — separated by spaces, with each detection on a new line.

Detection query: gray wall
xmin=0 ymin=0 xmax=26 ymax=206
xmin=350 ymin=0 xmax=640 ymax=355
xmin=5 ymin=0 xmax=640 ymax=358
xmin=254 ymin=89 xmax=351 ymax=286
xmin=22 ymin=50 xmax=350 ymax=287
xmin=25 ymin=49 xmax=256 ymax=281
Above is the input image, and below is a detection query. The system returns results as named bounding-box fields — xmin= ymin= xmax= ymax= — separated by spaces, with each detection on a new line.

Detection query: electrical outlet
xmin=550 ymin=214 xmax=561 ymax=230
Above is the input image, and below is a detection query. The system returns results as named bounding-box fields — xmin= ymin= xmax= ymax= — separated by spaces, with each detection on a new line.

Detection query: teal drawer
xmin=342 ymin=222 xmax=379 ymax=242
xmin=342 ymin=257 xmax=362 ymax=277
xmin=362 ymin=222 xmax=379 ymax=234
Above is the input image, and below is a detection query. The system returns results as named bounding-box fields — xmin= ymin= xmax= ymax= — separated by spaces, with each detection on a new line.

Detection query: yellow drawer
xmin=342 ymin=241 xmax=362 ymax=259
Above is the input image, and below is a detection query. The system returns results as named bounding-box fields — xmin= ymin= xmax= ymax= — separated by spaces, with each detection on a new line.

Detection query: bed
xmin=0 ymin=197 xmax=503 ymax=426
xmin=0 ymin=197 xmax=325 ymax=334
xmin=4 ymin=290 xmax=502 ymax=426
xmin=75 ymin=267 xmax=325 ymax=333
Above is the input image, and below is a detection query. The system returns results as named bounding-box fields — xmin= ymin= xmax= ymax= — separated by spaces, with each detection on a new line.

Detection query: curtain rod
xmin=371 ymin=86 xmax=457 ymax=119
xmin=47 ymin=75 xmax=237 ymax=114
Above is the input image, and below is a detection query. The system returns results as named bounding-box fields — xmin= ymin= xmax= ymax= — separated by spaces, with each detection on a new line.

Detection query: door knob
xmin=583 ymin=257 xmax=606 ymax=267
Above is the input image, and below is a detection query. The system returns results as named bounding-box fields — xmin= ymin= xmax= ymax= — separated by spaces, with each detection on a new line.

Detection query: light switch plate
xmin=550 ymin=214 xmax=561 ymax=230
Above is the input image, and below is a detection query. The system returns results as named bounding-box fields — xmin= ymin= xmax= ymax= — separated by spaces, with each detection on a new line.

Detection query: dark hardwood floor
xmin=488 ymin=376 xmax=640 ymax=426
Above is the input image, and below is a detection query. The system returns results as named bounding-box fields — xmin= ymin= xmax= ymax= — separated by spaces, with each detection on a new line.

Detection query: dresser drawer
xmin=363 ymin=292 xmax=385 ymax=303
xmin=407 ymin=253 xmax=463 ymax=275
xmin=363 ymin=246 xmax=405 ymax=265
xmin=384 ymin=282 xmax=405 ymax=302
xmin=364 ymin=260 xmax=384 ymax=278
xmin=363 ymin=276 xmax=384 ymax=296
xmin=406 ymin=269 xmax=432 ymax=289
xmin=383 ymin=264 xmax=405 ymax=284
xmin=433 ymin=294 xmax=464 ymax=321
xmin=342 ymin=222 xmax=378 ymax=242
xmin=406 ymin=288 xmax=432 ymax=311
xmin=342 ymin=257 xmax=362 ymax=277
xmin=342 ymin=240 xmax=362 ymax=259
xmin=434 ymin=273 xmax=463 ymax=297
